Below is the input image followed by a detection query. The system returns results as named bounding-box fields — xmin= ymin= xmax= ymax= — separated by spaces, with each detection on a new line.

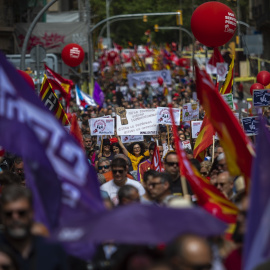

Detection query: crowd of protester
xmin=0 ymin=60 xmax=269 ymax=270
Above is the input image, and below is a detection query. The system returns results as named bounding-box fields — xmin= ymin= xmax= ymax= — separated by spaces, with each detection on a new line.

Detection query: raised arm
xmin=117 ymin=136 xmax=129 ymax=157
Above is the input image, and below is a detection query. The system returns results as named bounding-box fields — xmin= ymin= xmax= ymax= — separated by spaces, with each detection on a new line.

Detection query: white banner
xmin=116 ymin=108 xmax=157 ymax=135
xmin=90 ymin=118 xmax=114 ymax=136
xmin=191 ymin=121 xmax=203 ymax=138
xmin=157 ymin=107 xmax=181 ymax=125
xmin=127 ymin=70 xmax=172 ymax=90
xmin=121 ymin=135 xmax=144 ymax=143
xmin=182 ymin=102 xmax=199 ymax=121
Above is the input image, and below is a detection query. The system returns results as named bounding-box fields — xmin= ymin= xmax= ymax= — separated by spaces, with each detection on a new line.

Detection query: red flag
xmin=208 ymin=47 xmax=224 ymax=67
xmin=193 ymin=116 xmax=215 ymax=162
xmin=195 ymin=65 xmax=254 ymax=183
xmin=70 ymin=114 xmax=84 ymax=149
xmin=168 ymin=105 xmax=238 ymax=236
xmin=151 ymin=144 xmax=163 ymax=172
xmin=44 ymin=65 xmax=73 ymax=109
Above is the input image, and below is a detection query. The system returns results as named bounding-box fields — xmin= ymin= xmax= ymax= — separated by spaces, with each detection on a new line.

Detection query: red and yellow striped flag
xmin=220 ymin=55 xmax=234 ymax=94
xmin=193 ymin=115 xmax=215 ymax=162
xmin=195 ymin=65 xmax=254 ymax=184
xmin=40 ymin=75 xmax=69 ymax=125
xmin=169 ymin=105 xmax=238 ymax=237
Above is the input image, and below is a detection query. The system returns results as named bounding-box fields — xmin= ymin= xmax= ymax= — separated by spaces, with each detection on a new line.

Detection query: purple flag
xmin=0 ymin=52 xmax=105 ymax=259
xmin=244 ymin=119 xmax=270 ymax=270
xmin=93 ymin=81 xmax=104 ymax=107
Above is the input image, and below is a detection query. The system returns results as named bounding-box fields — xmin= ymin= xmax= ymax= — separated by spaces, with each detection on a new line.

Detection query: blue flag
xmin=244 ymin=119 xmax=270 ymax=270
xmin=0 ymin=52 xmax=105 ymax=259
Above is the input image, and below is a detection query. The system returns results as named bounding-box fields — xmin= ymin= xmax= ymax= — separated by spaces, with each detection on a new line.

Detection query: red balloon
xmin=62 ymin=43 xmax=85 ymax=67
xmin=17 ymin=70 xmax=35 ymax=90
xmin=191 ymin=2 xmax=237 ymax=47
xmin=250 ymin=83 xmax=264 ymax=95
xmin=157 ymin=77 xmax=163 ymax=86
xmin=178 ymin=58 xmax=189 ymax=67
xmin=257 ymin=71 xmax=270 ymax=86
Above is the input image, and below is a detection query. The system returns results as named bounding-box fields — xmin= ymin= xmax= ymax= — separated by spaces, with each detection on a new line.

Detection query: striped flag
xmin=40 ymin=75 xmax=69 ymax=125
xmin=195 ymin=65 xmax=254 ymax=184
xmin=169 ymin=105 xmax=238 ymax=238
xmin=193 ymin=115 xmax=215 ymax=162
xmin=220 ymin=55 xmax=234 ymax=95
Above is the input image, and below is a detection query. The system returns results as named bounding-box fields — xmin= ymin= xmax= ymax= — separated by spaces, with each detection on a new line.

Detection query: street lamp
xmin=106 ymin=0 xmax=112 ymax=49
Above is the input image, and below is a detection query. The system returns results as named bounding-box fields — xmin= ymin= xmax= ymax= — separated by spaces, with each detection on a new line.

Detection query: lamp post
xmin=106 ymin=0 xmax=112 ymax=49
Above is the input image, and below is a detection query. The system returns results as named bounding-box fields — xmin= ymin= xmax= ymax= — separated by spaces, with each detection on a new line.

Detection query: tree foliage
xmin=90 ymin=0 xmax=250 ymax=47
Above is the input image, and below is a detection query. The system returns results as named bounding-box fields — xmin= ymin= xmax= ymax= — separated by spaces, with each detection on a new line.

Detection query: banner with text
xmin=191 ymin=121 xmax=203 ymax=138
xmin=182 ymin=102 xmax=199 ymax=122
xmin=121 ymin=135 xmax=144 ymax=143
xmin=157 ymin=107 xmax=181 ymax=125
xmin=116 ymin=108 xmax=157 ymax=135
xmin=253 ymin=89 xmax=270 ymax=107
xmin=222 ymin=93 xmax=234 ymax=110
xmin=242 ymin=117 xmax=259 ymax=136
xmin=127 ymin=70 xmax=172 ymax=90
xmin=90 ymin=118 xmax=114 ymax=136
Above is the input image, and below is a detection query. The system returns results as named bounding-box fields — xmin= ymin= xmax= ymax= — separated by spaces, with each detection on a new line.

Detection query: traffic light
xmin=154 ymin=24 xmax=159 ymax=32
xmin=143 ymin=15 xmax=147 ymax=22
xmin=176 ymin=10 xmax=183 ymax=25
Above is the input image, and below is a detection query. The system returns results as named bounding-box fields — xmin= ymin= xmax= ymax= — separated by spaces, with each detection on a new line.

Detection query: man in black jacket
xmin=0 ymin=185 xmax=69 ymax=270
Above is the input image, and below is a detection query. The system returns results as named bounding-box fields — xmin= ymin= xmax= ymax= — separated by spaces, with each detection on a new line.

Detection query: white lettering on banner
xmin=0 ymin=69 xmax=88 ymax=186
xmin=62 ymin=183 xmax=81 ymax=208
xmin=58 ymin=228 xmax=84 ymax=241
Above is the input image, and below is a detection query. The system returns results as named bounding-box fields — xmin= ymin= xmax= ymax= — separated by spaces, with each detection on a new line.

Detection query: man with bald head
xmin=216 ymin=171 xmax=235 ymax=201
xmin=165 ymin=234 xmax=212 ymax=270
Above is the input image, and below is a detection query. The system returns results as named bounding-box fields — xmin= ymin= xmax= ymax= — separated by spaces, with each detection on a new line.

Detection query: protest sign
xmin=90 ymin=118 xmax=114 ymax=136
xmin=242 ymin=117 xmax=259 ymax=136
xmin=127 ymin=70 xmax=171 ymax=90
xmin=182 ymin=140 xmax=192 ymax=150
xmin=253 ymin=89 xmax=270 ymax=107
xmin=121 ymin=135 xmax=144 ymax=143
xmin=182 ymin=102 xmax=199 ymax=121
xmin=222 ymin=93 xmax=234 ymax=110
xmin=217 ymin=62 xmax=228 ymax=81
xmin=157 ymin=107 xmax=181 ymax=125
xmin=191 ymin=121 xmax=203 ymax=138
xmin=116 ymin=108 xmax=157 ymax=135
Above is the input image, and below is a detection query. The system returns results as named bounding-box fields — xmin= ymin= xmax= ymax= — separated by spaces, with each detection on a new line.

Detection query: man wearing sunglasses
xmin=97 ymin=158 xmax=111 ymax=174
xmin=100 ymin=158 xmax=145 ymax=205
xmin=0 ymin=185 xmax=68 ymax=270
xmin=164 ymin=152 xmax=192 ymax=196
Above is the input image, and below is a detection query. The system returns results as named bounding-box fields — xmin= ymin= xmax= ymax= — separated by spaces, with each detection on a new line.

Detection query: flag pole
xmin=181 ymin=175 xmax=188 ymax=196
xmin=212 ymin=135 xmax=215 ymax=163
xmin=100 ymin=135 xmax=104 ymax=153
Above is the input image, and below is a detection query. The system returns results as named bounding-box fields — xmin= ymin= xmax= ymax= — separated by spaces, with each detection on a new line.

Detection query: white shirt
xmin=100 ymin=178 xmax=145 ymax=205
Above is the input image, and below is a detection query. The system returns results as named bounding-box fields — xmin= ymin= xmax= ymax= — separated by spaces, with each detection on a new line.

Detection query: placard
xmin=242 ymin=117 xmax=259 ymax=136
xmin=116 ymin=108 xmax=157 ymax=135
xmin=157 ymin=107 xmax=181 ymax=125
xmin=90 ymin=118 xmax=114 ymax=136
xmin=182 ymin=140 xmax=192 ymax=150
xmin=217 ymin=62 xmax=228 ymax=81
xmin=121 ymin=135 xmax=144 ymax=143
xmin=191 ymin=121 xmax=203 ymax=138
xmin=222 ymin=93 xmax=234 ymax=110
xmin=182 ymin=102 xmax=199 ymax=121
xmin=253 ymin=89 xmax=270 ymax=107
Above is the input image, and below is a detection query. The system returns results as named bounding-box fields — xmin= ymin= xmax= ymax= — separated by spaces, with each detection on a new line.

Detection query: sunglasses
xmin=98 ymin=165 xmax=110 ymax=170
xmin=148 ymin=182 xmax=163 ymax=188
xmin=214 ymin=182 xmax=225 ymax=187
xmin=166 ymin=162 xmax=179 ymax=167
xmin=200 ymin=172 xmax=208 ymax=176
xmin=112 ymin=169 xmax=124 ymax=174
xmin=4 ymin=209 xmax=29 ymax=219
